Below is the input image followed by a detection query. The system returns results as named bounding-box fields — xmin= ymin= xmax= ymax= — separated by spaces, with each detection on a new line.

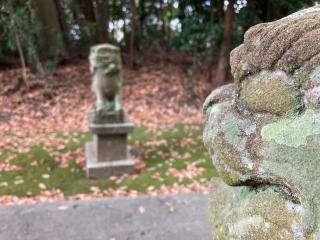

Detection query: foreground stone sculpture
xmin=85 ymin=44 xmax=134 ymax=178
xmin=203 ymin=6 xmax=320 ymax=239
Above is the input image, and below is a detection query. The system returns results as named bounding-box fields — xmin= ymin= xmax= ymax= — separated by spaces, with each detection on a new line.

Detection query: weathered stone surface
xmin=89 ymin=113 xmax=134 ymax=135
xmin=203 ymin=6 xmax=320 ymax=239
xmin=93 ymin=135 xmax=127 ymax=162
xmin=85 ymin=116 xmax=134 ymax=179
xmin=86 ymin=142 xmax=135 ymax=179
xmin=89 ymin=110 xmax=124 ymax=124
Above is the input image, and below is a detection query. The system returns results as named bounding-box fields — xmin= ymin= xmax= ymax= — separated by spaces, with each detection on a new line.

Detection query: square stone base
xmin=89 ymin=110 xmax=124 ymax=124
xmin=85 ymin=142 xmax=135 ymax=179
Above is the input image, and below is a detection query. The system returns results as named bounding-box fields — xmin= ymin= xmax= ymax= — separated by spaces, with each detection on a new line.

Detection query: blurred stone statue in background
xmin=203 ymin=6 xmax=320 ymax=239
xmin=89 ymin=44 xmax=123 ymax=123
xmin=86 ymin=43 xmax=134 ymax=179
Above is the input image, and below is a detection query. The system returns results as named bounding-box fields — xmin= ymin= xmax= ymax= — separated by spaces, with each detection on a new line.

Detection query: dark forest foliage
xmin=0 ymin=0 xmax=317 ymax=86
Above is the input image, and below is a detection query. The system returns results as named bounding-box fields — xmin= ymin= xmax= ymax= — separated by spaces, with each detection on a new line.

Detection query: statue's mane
xmin=231 ymin=6 xmax=320 ymax=86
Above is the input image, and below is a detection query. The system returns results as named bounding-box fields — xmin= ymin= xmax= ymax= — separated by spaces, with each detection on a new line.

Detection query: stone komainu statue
xmin=85 ymin=44 xmax=134 ymax=179
xmin=203 ymin=6 xmax=320 ymax=239
xmin=89 ymin=44 xmax=123 ymax=115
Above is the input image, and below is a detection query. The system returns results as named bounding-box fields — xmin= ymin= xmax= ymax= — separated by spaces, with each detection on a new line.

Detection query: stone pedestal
xmin=85 ymin=113 xmax=134 ymax=179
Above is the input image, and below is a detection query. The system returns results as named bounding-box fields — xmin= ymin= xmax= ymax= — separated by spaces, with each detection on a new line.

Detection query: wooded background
xmin=0 ymin=0 xmax=318 ymax=88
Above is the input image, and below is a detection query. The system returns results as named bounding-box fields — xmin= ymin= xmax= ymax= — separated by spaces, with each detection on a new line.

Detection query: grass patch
xmin=0 ymin=124 xmax=216 ymax=197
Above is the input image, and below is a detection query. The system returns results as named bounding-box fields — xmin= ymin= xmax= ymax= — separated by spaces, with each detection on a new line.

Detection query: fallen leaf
xmin=138 ymin=206 xmax=145 ymax=214
xmin=38 ymin=183 xmax=46 ymax=190
xmin=0 ymin=182 xmax=8 ymax=187
xmin=42 ymin=174 xmax=50 ymax=179
xmin=14 ymin=180 xmax=24 ymax=185
xmin=58 ymin=205 xmax=69 ymax=211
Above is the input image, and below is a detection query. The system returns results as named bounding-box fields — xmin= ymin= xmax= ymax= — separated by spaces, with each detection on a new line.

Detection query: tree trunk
xmin=33 ymin=0 xmax=68 ymax=58
xmin=178 ymin=1 xmax=186 ymax=21
xmin=15 ymin=33 xmax=29 ymax=89
xmin=167 ymin=0 xmax=173 ymax=43
xmin=210 ymin=0 xmax=215 ymax=24
xmin=254 ymin=0 xmax=270 ymax=22
xmin=81 ymin=0 xmax=96 ymax=23
xmin=159 ymin=0 xmax=165 ymax=37
xmin=94 ymin=0 xmax=109 ymax=43
xmin=121 ymin=0 xmax=128 ymax=49
xmin=53 ymin=0 xmax=71 ymax=57
xmin=7 ymin=1 xmax=29 ymax=89
xmin=129 ymin=0 xmax=137 ymax=69
xmin=210 ymin=0 xmax=221 ymax=24
xmin=207 ymin=0 xmax=215 ymax=82
xmin=139 ymin=0 xmax=145 ymax=39
xmin=213 ymin=0 xmax=234 ymax=87
xmin=266 ymin=0 xmax=274 ymax=22
xmin=139 ymin=0 xmax=146 ymax=35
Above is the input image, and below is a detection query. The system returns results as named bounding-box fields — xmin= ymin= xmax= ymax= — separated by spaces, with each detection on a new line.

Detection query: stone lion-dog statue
xmin=204 ymin=6 xmax=320 ymax=239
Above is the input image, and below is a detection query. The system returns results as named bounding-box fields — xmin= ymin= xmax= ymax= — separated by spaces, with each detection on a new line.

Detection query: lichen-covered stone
xmin=204 ymin=6 xmax=320 ymax=240
xmin=209 ymin=179 xmax=306 ymax=240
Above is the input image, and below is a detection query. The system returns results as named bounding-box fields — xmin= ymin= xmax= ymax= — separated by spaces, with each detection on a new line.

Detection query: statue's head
xmin=89 ymin=44 xmax=121 ymax=73
xmin=204 ymin=6 xmax=320 ymax=238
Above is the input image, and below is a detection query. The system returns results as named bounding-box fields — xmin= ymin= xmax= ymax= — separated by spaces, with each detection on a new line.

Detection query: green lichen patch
xmin=261 ymin=110 xmax=320 ymax=148
xmin=260 ymin=140 xmax=320 ymax=233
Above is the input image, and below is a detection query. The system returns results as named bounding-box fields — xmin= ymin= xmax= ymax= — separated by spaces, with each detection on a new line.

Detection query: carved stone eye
xmin=239 ymin=70 xmax=303 ymax=116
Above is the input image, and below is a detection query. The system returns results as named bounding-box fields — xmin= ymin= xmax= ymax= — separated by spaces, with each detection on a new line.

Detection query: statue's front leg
xmin=91 ymin=69 xmax=107 ymax=112
xmin=114 ymin=93 xmax=121 ymax=112
xmin=95 ymin=88 xmax=106 ymax=112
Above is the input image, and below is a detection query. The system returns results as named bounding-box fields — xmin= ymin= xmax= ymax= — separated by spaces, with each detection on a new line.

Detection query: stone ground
xmin=0 ymin=193 xmax=211 ymax=240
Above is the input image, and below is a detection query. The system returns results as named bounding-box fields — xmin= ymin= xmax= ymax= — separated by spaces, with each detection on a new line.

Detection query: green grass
xmin=0 ymin=124 xmax=217 ymax=197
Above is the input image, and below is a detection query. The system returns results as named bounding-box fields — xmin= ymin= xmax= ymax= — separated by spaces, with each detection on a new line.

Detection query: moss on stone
xmin=239 ymin=71 xmax=302 ymax=116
